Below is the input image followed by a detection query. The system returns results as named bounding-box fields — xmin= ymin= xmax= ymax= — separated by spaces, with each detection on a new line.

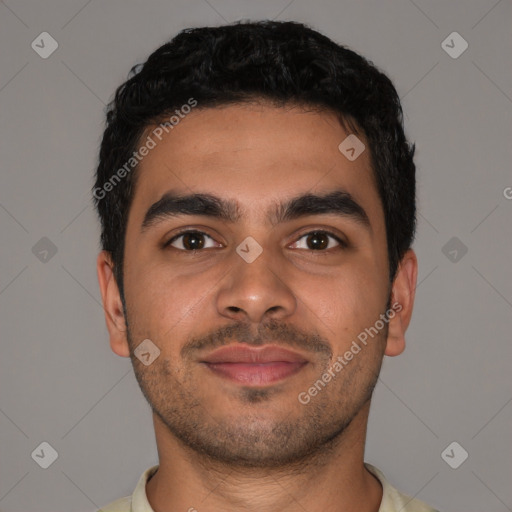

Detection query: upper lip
xmin=201 ymin=345 xmax=309 ymax=364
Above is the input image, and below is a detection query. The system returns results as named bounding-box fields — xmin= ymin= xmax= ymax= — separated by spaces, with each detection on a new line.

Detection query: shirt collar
xmin=131 ymin=464 xmax=158 ymax=512
xmin=130 ymin=462 xmax=415 ymax=512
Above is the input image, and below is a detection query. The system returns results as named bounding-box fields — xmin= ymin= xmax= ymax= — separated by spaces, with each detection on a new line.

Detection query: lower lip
xmin=203 ymin=361 xmax=307 ymax=385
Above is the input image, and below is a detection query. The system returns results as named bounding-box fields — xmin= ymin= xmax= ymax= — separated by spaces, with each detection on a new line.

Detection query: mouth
xmin=200 ymin=345 xmax=309 ymax=386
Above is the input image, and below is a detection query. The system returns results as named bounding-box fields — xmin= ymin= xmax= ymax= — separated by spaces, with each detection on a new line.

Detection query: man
xmin=94 ymin=20 xmax=439 ymax=512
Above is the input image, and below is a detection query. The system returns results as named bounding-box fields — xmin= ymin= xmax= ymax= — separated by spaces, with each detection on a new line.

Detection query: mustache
xmin=180 ymin=319 xmax=333 ymax=360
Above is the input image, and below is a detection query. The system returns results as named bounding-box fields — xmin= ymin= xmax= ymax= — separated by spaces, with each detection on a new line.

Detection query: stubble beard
xmin=126 ymin=322 xmax=384 ymax=472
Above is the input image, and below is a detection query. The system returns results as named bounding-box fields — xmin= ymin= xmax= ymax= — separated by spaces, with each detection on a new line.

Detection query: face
xmin=98 ymin=103 xmax=416 ymax=469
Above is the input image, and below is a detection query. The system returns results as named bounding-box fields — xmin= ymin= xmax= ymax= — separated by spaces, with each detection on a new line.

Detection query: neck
xmin=146 ymin=402 xmax=383 ymax=512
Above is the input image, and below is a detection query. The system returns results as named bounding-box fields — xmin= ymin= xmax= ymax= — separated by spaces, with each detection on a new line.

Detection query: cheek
xmin=124 ymin=259 xmax=216 ymax=344
xmin=303 ymin=261 xmax=387 ymax=339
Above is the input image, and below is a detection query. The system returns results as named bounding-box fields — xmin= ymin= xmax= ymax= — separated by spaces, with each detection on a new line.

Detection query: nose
xmin=215 ymin=241 xmax=297 ymax=324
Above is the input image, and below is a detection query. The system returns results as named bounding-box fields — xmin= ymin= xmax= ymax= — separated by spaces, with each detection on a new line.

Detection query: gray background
xmin=0 ymin=0 xmax=511 ymax=511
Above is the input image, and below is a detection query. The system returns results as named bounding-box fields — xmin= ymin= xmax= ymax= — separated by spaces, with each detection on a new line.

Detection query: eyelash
xmin=163 ymin=229 xmax=348 ymax=253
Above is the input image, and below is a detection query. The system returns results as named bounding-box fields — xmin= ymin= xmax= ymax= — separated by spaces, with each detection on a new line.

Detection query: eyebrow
xmin=141 ymin=189 xmax=371 ymax=233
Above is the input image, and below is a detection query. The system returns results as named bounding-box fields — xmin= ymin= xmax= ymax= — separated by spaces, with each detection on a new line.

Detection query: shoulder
xmin=97 ymin=464 xmax=159 ymax=512
xmin=365 ymin=463 xmax=440 ymax=512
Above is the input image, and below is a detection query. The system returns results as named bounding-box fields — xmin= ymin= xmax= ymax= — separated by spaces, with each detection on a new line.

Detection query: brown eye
xmin=290 ymin=231 xmax=345 ymax=251
xmin=166 ymin=231 xmax=218 ymax=251
xmin=306 ymin=232 xmax=329 ymax=250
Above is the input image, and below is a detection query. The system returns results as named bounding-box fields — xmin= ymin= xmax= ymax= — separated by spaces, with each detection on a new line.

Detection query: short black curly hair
xmin=93 ymin=20 xmax=416 ymax=303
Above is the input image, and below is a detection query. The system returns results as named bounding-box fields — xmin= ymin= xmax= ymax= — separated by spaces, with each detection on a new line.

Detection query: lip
xmin=200 ymin=345 xmax=309 ymax=386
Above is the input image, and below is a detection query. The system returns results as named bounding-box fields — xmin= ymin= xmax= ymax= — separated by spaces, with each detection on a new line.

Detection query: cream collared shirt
xmin=98 ymin=463 xmax=439 ymax=512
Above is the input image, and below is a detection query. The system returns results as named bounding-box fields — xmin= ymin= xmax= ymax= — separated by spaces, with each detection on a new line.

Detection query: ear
xmin=96 ymin=250 xmax=130 ymax=358
xmin=384 ymin=249 xmax=418 ymax=357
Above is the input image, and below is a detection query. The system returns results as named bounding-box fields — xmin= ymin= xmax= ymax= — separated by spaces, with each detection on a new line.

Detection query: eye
xmin=164 ymin=229 xmax=347 ymax=253
xmin=290 ymin=230 xmax=346 ymax=251
xmin=165 ymin=230 xmax=221 ymax=251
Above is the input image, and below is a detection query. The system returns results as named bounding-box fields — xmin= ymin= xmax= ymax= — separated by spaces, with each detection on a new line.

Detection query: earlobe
xmin=96 ymin=251 xmax=130 ymax=358
xmin=384 ymin=308 xmax=406 ymax=356
xmin=384 ymin=250 xmax=418 ymax=357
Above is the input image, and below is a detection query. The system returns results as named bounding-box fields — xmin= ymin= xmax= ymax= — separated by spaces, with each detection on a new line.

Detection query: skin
xmin=97 ymin=103 xmax=418 ymax=512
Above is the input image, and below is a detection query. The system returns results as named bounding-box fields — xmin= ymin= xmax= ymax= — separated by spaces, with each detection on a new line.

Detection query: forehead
xmin=128 ymin=104 xmax=381 ymax=226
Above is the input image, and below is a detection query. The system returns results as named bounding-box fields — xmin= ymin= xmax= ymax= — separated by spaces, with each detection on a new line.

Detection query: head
xmin=94 ymin=21 xmax=418 ymax=469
